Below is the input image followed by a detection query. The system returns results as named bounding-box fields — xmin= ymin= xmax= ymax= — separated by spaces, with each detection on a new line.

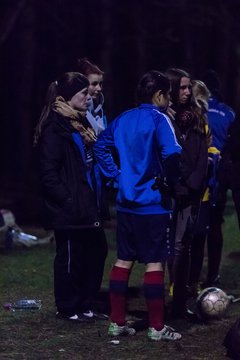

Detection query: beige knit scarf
xmin=53 ymin=96 xmax=97 ymax=146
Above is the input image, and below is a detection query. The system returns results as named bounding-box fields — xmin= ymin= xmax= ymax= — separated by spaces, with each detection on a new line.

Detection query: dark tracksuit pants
xmin=190 ymin=183 xmax=240 ymax=287
xmin=54 ymin=227 xmax=108 ymax=316
xmin=189 ymin=200 xmax=210 ymax=286
xmin=207 ymin=153 xmax=240 ymax=284
xmin=207 ymin=186 xmax=240 ymax=283
xmin=170 ymin=205 xmax=192 ymax=316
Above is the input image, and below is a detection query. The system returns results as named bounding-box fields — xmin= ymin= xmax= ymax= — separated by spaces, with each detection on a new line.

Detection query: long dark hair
xmin=135 ymin=70 xmax=170 ymax=105
xmin=34 ymin=72 xmax=89 ymax=145
xmin=165 ymin=68 xmax=191 ymax=111
xmin=165 ymin=68 xmax=208 ymax=135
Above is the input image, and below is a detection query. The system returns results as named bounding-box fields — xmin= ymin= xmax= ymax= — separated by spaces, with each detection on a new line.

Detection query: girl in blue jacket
xmin=94 ymin=70 xmax=182 ymax=341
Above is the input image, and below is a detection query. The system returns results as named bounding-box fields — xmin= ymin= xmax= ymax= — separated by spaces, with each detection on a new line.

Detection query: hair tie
xmin=55 ymin=80 xmax=58 ymax=86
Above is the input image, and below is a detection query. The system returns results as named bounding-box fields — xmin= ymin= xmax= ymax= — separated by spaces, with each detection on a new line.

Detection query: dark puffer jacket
xmin=171 ymin=118 xmax=208 ymax=202
xmin=38 ymin=110 xmax=100 ymax=230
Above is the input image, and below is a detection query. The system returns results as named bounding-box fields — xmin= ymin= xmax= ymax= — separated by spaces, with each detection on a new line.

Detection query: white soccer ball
xmin=196 ymin=287 xmax=230 ymax=320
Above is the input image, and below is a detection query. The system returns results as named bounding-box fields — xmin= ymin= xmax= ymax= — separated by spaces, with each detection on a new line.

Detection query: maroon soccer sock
xmin=144 ymin=270 xmax=165 ymax=330
xmin=109 ymin=266 xmax=130 ymax=326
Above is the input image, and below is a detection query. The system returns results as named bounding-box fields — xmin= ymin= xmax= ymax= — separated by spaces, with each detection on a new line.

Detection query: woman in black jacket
xmin=165 ymin=68 xmax=209 ymax=318
xmin=34 ymin=72 xmax=108 ymax=321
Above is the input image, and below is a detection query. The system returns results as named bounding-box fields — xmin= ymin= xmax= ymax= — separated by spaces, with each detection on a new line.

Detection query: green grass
xmin=0 ymin=197 xmax=239 ymax=359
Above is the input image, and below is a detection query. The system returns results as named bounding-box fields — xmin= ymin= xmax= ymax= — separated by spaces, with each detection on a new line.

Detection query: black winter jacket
xmin=171 ymin=119 xmax=208 ymax=201
xmin=38 ymin=111 xmax=101 ymax=230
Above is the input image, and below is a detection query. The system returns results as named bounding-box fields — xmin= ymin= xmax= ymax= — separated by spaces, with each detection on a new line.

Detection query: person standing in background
xmin=187 ymin=79 xmax=218 ymax=296
xmin=77 ymin=57 xmax=111 ymax=295
xmin=201 ymin=70 xmax=235 ymax=287
xmin=77 ymin=57 xmax=111 ymax=221
xmin=222 ymin=116 xmax=240 ymax=229
xmin=165 ymin=68 xmax=209 ymax=318
xmin=77 ymin=57 xmax=107 ymax=135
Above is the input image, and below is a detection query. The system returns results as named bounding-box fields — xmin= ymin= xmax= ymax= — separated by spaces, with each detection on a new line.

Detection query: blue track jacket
xmin=94 ymin=104 xmax=182 ymax=214
xmin=208 ymin=97 xmax=235 ymax=152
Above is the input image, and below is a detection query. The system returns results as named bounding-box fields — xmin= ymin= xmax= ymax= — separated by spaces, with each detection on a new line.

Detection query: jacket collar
xmin=139 ymin=103 xmax=167 ymax=113
xmin=139 ymin=103 xmax=159 ymax=111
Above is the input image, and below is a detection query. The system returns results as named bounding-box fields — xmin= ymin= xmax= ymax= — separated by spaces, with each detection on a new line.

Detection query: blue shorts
xmin=116 ymin=211 xmax=174 ymax=264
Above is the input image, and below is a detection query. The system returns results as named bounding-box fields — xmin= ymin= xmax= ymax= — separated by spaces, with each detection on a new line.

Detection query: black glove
xmin=151 ymin=176 xmax=174 ymax=210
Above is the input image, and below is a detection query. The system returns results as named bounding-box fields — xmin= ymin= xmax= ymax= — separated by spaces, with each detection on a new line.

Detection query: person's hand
xmin=166 ymin=106 xmax=176 ymax=121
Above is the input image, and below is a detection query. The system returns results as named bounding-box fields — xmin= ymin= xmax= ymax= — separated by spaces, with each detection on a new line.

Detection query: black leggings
xmin=189 ymin=187 xmax=240 ymax=285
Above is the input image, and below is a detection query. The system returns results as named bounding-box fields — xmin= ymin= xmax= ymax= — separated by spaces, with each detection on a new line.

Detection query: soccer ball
xmin=196 ymin=287 xmax=230 ymax=320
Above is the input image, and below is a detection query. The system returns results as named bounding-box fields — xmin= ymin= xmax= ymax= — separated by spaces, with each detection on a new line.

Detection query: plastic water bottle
xmin=3 ymin=299 xmax=42 ymax=311
xmin=11 ymin=229 xmax=38 ymax=247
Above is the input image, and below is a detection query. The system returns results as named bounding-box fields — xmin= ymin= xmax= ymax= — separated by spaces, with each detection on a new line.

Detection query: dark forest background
xmin=0 ymin=0 xmax=240 ymax=225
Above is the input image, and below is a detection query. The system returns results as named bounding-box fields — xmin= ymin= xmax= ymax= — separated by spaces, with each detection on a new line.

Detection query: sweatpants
xmin=54 ymin=227 xmax=108 ymax=315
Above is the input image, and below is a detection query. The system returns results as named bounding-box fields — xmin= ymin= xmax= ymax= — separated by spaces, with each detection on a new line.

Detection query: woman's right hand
xmin=166 ymin=106 xmax=176 ymax=121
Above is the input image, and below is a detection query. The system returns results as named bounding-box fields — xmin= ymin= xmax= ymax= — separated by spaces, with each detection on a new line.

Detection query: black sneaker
xmin=172 ymin=308 xmax=202 ymax=323
xmin=56 ymin=312 xmax=95 ymax=323
xmin=201 ymin=275 xmax=221 ymax=289
xmin=185 ymin=308 xmax=204 ymax=324
xmin=82 ymin=310 xmax=109 ymax=320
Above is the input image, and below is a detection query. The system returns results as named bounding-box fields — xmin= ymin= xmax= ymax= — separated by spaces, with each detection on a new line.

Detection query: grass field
xmin=0 ymin=197 xmax=240 ymax=359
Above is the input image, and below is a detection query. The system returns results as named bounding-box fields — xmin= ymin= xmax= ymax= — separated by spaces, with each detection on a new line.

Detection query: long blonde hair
xmin=192 ymin=80 xmax=210 ymax=113
xmin=192 ymin=79 xmax=211 ymax=144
